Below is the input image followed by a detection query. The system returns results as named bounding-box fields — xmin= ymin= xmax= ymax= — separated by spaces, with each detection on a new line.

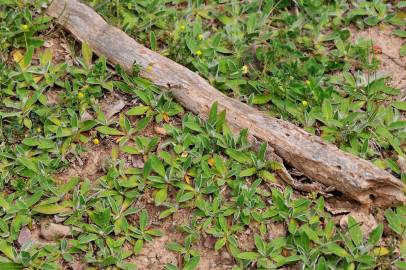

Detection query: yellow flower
xmin=21 ymin=24 xmax=29 ymax=31
xmin=241 ymin=65 xmax=249 ymax=74
xmin=36 ymin=127 xmax=42 ymax=133
xmin=184 ymin=175 xmax=191 ymax=184
xmin=146 ymin=65 xmax=153 ymax=72
xmin=77 ymin=92 xmax=84 ymax=99
xmin=302 ymin=100 xmax=308 ymax=107
xmin=195 ymin=50 xmax=202 ymax=57
xmin=162 ymin=112 xmax=170 ymax=123
xmin=180 ymin=25 xmax=186 ymax=31
xmin=208 ymin=158 xmax=215 ymax=167
xmin=305 ymin=80 xmax=311 ymax=85
xmin=373 ymin=247 xmax=390 ymax=256
xmin=92 ymin=138 xmax=100 ymax=145
xmin=198 ymin=34 xmax=204 ymax=41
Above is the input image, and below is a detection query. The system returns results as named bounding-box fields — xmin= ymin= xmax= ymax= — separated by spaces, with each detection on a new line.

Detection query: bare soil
xmin=352 ymin=25 xmax=406 ymax=96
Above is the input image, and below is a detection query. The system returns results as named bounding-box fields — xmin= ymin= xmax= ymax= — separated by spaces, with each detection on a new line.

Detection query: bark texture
xmin=47 ymin=0 xmax=406 ymax=207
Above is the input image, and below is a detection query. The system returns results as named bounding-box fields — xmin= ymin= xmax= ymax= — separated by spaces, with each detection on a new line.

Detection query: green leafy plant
xmin=1 ymin=1 xmax=406 ymax=269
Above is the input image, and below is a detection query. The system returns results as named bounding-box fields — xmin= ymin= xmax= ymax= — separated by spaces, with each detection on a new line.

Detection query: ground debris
xmin=101 ymin=96 xmax=126 ymax=120
xmin=40 ymin=223 xmax=71 ymax=240
xmin=339 ymin=211 xmax=378 ymax=236
xmin=18 ymin=227 xmax=33 ymax=246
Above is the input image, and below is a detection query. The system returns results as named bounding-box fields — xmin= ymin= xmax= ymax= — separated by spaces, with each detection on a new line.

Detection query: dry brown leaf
xmin=40 ymin=223 xmax=70 ymax=240
xmin=340 ymin=210 xmax=377 ymax=236
xmin=18 ymin=227 xmax=32 ymax=246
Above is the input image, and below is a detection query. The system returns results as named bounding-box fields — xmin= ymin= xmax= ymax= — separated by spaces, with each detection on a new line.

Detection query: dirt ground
xmin=352 ymin=25 xmax=406 ymax=97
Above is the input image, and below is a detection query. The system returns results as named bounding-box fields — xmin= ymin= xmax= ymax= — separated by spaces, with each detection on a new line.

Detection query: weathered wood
xmin=47 ymin=0 xmax=406 ymax=207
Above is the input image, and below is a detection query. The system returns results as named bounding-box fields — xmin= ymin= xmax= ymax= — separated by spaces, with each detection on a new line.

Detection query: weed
xmin=0 ymin=1 xmax=405 ymax=269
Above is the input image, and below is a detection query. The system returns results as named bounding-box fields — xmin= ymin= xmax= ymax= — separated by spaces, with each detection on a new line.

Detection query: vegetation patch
xmin=0 ymin=0 xmax=405 ymax=269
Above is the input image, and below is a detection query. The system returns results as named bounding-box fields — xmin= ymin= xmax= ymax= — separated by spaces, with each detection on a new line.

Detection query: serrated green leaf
xmin=239 ymin=167 xmax=256 ymax=177
xmin=348 ymin=216 xmax=362 ymax=246
xmin=155 ymin=188 xmax=167 ymax=206
xmin=0 ymin=239 xmax=14 ymax=260
xmin=400 ymin=44 xmax=406 ymax=57
xmin=133 ymin=239 xmax=143 ymax=255
xmin=324 ymin=243 xmax=348 ymax=257
xmin=82 ymin=42 xmax=93 ymax=67
xmin=225 ymin=149 xmax=251 ymax=164
xmin=251 ymin=94 xmax=272 ymax=105
xmin=150 ymin=31 xmax=157 ymax=51
xmin=166 ymin=242 xmax=183 ymax=252
xmin=127 ymin=105 xmax=150 ymax=116
xmin=368 ymin=224 xmax=383 ymax=246
xmin=96 ymin=126 xmax=124 ymax=136
xmin=150 ymin=155 xmax=165 ymax=177
xmin=183 ymin=256 xmax=200 ymax=270
xmin=393 ymin=29 xmax=406 ymax=38
xmin=32 ymin=204 xmax=71 ymax=215
xmin=214 ymin=237 xmax=226 ymax=251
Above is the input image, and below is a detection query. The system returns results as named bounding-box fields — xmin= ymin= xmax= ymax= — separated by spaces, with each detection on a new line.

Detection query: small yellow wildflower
xmin=241 ymin=65 xmax=249 ymax=74
xmin=146 ymin=65 xmax=153 ymax=72
xmin=21 ymin=24 xmax=29 ymax=31
xmin=162 ymin=112 xmax=170 ymax=123
xmin=92 ymin=138 xmax=100 ymax=145
xmin=184 ymin=175 xmax=191 ymax=184
xmin=36 ymin=127 xmax=42 ymax=133
xmin=373 ymin=247 xmax=390 ymax=256
xmin=180 ymin=25 xmax=186 ymax=31
xmin=77 ymin=92 xmax=84 ymax=99
xmin=302 ymin=100 xmax=308 ymax=107
xmin=208 ymin=158 xmax=215 ymax=167
xmin=198 ymin=34 xmax=204 ymax=41
xmin=305 ymin=80 xmax=311 ymax=85
xmin=195 ymin=50 xmax=202 ymax=57
xmin=289 ymin=219 xmax=297 ymax=226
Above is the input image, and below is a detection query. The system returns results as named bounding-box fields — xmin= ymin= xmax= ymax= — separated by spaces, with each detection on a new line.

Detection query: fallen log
xmin=47 ymin=0 xmax=406 ymax=207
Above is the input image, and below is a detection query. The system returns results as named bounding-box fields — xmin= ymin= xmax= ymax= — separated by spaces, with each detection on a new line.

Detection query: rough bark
xmin=47 ymin=0 xmax=406 ymax=207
